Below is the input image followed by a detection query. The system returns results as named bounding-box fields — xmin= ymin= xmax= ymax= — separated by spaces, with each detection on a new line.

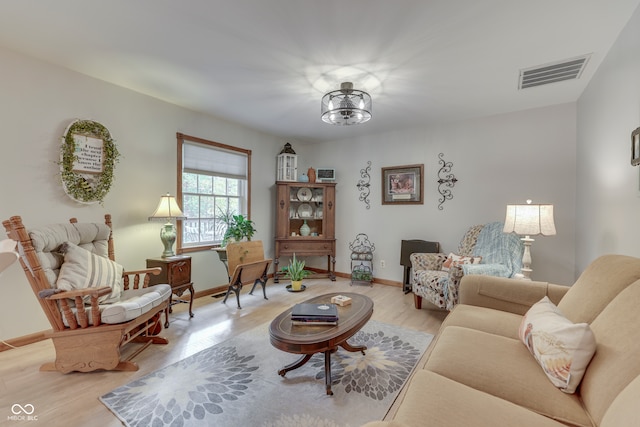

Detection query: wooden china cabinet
xmin=274 ymin=181 xmax=336 ymax=282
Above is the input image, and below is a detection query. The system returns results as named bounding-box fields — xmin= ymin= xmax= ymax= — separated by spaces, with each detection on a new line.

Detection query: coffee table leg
xmin=278 ymin=354 xmax=313 ymax=377
xmin=340 ymin=341 xmax=367 ymax=355
xmin=325 ymin=350 xmax=333 ymax=396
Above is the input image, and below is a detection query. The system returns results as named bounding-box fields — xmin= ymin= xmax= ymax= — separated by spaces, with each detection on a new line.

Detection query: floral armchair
xmin=411 ymin=222 xmax=524 ymax=310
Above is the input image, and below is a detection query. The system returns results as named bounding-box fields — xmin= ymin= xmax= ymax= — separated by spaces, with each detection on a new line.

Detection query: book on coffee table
xmin=291 ymin=319 xmax=338 ymax=326
xmin=291 ymin=303 xmax=339 ymax=324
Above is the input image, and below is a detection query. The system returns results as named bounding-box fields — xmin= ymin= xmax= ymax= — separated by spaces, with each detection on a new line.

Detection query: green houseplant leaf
xmin=218 ymin=209 xmax=256 ymax=246
xmin=282 ymin=253 xmax=313 ymax=281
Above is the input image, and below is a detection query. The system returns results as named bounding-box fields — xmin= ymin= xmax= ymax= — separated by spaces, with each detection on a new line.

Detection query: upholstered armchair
xmin=411 ymin=222 xmax=524 ymax=310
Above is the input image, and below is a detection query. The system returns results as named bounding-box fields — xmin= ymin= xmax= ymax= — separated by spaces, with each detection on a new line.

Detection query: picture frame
xmin=632 ymin=127 xmax=640 ymax=166
xmin=381 ymin=164 xmax=424 ymax=205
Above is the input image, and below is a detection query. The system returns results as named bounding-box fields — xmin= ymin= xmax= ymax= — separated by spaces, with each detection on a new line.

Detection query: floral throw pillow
xmin=56 ymin=241 xmax=124 ymax=304
xmin=441 ymin=252 xmax=482 ymax=272
xmin=518 ymin=296 xmax=596 ymax=394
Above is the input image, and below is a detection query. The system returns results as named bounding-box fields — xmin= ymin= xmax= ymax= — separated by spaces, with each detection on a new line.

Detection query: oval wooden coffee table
xmin=269 ymin=292 xmax=374 ymax=395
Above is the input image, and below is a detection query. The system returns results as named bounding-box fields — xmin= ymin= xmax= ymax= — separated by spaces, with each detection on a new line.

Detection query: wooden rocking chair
xmin=222 ymin=240 xmax=272 ymax=309
xmin=3 ymin=214 xmax=171 ymax=373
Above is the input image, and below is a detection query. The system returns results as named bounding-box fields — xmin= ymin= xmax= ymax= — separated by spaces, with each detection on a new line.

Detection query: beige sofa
xmin=364 ymin=254 xmax=640 ymax=427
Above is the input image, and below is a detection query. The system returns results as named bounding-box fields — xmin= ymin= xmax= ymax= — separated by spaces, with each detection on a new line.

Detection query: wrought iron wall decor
xmin=356 ymin=160 xmax=372 ymax=209
xmin=437 ymin=153 xmax=458 ymax=210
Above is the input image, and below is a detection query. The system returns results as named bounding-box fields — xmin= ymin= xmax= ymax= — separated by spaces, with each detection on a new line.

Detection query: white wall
xmin=0 ymin=43 xmax=580 ymax=341
xmin=0 ymin=46 xmax=284 ymax=339
xmin=576 ymin=6 xmax=640 ymax=274
xmin=298 ymin=103 xmax=577 ymax=287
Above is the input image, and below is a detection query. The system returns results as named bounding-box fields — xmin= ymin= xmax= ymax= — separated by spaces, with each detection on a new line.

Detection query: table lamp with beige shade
xmin=149 ymin=193 xmax=187 ymax=257
xmin=503 ymin=200 xmax=556 ymax=279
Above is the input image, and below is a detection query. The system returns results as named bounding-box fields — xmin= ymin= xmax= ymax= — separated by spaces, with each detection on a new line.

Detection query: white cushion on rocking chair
xmin=61 ymin=284 xmax=172 ymax=326
xmin=101 ymin=284 xmax=172 ymax=324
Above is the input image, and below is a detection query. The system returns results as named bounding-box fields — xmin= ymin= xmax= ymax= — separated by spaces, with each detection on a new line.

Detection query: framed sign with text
xmin=60 ymin=119 xmax=120 ymax=204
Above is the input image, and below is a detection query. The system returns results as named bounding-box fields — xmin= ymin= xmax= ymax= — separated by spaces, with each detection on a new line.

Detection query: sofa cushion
xmin=440 ymin=304 xmax=523 ymax=339
xmin=458 ymin=275 xmax=564 ymax=315
xmin=392 ymin=370 xmax=565 ymax=427
xmin=56 ymin=241 xmax=124 ymax=304
xmin=424 ymin=326 xmax=592 ymax=427
xmin=441 ymin=253 xmax=482 ymax=271
xmin=600 ymin=374 xmax=640 ymax=427
xmin=418 ymin=302 xmax=543 ymax=381
xmin=558 ymin=254 xmax=640 ymax=324
xmin=519 ymin=297 xmax=596 ymax=394
xmin=580 ymin=279 xmax=640 ymax=425
xmin=361 ymin=422 xmax=411 ymax=427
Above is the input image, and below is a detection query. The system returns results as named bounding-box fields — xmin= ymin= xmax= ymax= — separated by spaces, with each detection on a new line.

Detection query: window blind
xmin=183 ymin=142 xmax=248 ymax=179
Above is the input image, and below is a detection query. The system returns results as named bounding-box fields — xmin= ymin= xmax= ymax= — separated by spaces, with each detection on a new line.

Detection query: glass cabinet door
xmin=288 ymin=185 xmax=325 ymax=237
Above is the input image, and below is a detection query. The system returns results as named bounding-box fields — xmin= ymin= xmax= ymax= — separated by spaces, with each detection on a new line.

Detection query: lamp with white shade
xmin=503 ymin=200 xmax=556 ymax=279
xmin=149 ymin=193 xmax=187 ymax=258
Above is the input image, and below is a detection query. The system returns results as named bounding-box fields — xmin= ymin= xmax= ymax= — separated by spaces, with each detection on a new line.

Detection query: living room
xmin=1 ymin=1 xmax=640 ymax=425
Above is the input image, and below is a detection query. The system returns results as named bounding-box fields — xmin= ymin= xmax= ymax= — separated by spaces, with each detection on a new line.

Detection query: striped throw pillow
xmin=56 ymin=241 xmax=124 ymax=304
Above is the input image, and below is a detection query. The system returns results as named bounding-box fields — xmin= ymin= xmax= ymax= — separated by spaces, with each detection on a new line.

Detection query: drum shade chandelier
xmin=321 ymin=82 xmax=372 ymax=125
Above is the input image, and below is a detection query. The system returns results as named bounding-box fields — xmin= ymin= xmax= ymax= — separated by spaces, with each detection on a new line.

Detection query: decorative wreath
xmin=59 ymin=119 xmax=120 ymax=204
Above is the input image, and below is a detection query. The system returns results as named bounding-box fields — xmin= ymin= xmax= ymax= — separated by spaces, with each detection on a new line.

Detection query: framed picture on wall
xmin=381 ymin=164 xmax=424 ymax=205
xmin=632 ymin=127 xmax=640 ymax=166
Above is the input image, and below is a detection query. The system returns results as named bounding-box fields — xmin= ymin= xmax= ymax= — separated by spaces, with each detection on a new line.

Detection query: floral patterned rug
xmin=100 ymin=320 xmax=433 ymax=427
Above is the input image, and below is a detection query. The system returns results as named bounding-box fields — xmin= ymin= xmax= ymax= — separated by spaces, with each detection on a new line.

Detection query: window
xmin=177 ymin=133 xmax=251 ymax=252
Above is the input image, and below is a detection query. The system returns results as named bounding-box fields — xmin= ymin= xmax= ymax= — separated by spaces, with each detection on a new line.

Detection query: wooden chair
xmin=222 ymin=240 xmax=272 ymax=309
xmin=3 ymin=214 xmax=171 ymax=373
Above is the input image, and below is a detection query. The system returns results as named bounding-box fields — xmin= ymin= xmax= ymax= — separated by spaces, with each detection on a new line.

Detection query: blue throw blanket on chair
xmin=462 ymin=221 xmax=524 ymax=278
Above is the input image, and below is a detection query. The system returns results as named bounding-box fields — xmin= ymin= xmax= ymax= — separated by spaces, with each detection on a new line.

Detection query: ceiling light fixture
xmin=321 ymin=82 xmax=372 ymax=126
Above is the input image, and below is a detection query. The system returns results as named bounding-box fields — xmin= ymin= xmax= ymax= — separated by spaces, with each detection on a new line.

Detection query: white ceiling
xmin=0 ymin=0 xmax=638 ymax=142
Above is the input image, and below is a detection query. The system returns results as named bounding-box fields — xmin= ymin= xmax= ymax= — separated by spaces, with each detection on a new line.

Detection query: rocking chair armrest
xmin=40 ymin=287 xmax=112 ymax=300
xmin=38 ymin=287 xmax=109 ymax=329
xmin=123 ymin=267 xmax=161 ymax=276
xmin=122 ymin=267 xmax=162 ymax=290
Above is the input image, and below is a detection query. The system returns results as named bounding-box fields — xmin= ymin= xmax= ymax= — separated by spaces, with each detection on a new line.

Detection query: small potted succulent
xmin=282 ymin=253 xmax=313 ymax=291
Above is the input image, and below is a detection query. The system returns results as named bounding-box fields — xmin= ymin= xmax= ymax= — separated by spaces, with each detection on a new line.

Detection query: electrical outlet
xmin=380 ymin=260 xmax=386 ymax=269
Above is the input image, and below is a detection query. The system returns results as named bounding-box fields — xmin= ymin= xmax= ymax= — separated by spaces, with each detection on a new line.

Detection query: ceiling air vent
xmin=519 ymin=55 xmax=590 ymax=89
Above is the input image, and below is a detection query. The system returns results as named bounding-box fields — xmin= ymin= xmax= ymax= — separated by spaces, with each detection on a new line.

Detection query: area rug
xmin=100 ymin=320 xmax=433 ymax=427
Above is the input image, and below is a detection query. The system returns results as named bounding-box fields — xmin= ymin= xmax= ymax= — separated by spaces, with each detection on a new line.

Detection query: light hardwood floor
xmin=0 ymin=279 xmax=446 ymax=426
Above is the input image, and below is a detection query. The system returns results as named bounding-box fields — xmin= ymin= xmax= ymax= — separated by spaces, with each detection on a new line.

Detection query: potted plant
xmin=282 ymin=253 xmax=313 ymax=291
xmin=218 ymin=210 xmax=256 ymax=247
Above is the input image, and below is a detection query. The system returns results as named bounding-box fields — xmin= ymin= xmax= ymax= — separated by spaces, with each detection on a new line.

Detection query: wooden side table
xmin=146 ymin=255 xmax=195 ymax=325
